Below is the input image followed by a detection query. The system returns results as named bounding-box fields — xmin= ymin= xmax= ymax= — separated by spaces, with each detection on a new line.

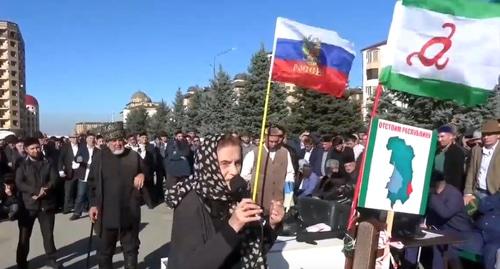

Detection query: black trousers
xmin=97 ymin=225 xmax=140 ymax=269
xmin=154 ymin=168 xmax=165 ymax=201
xmin=17 ymin=209 xmax=57 ymax=267
xmin=64 ymin=178 xmax=78 ymax=211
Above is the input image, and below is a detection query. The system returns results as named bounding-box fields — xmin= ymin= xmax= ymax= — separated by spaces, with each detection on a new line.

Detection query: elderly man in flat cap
xmin=88 ymin=128 xmax=149 ymax=269
xmin=464 ymin=119 xmax=500 ymax=202
xmin=434 ymin=124 xmax=466 ymax=192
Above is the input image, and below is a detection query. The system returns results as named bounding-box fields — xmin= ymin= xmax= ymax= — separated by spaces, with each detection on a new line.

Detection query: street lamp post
xmin=213 ymin=47 xmax=236 ymax=80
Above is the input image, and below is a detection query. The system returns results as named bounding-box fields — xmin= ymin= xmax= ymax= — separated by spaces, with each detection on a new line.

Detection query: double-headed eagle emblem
xmin=302 ymin=36 xmax=322 ymax=66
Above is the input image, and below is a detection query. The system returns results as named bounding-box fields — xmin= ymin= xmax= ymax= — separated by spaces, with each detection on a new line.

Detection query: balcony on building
xmin=0 ymin=51 xmax=8 ymax=60
xmin=0 ymin=70 xmax=8 ymax=80
xmin=0 ymin=40 xmax=8 ymax=50
xmin=0 ymin=59 xmax=7 ymax=69
xmin=0 ymin=90 xmax=8 ymax=99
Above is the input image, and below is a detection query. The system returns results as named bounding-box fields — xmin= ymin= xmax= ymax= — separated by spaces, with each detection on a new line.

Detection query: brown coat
xmin=464 ymin=143 xmax=500 ymax=195
xmin=250 ymin=147 xmax=288 ymax=213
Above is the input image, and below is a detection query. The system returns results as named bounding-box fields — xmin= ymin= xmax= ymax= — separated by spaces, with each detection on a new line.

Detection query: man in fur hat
xmin=88 ymin=128 xmax=149 ymax=269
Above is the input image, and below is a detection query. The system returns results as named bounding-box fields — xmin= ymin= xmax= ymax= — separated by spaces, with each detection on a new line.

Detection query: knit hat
xmin=437 ymin=124 xmax=456 ymax=134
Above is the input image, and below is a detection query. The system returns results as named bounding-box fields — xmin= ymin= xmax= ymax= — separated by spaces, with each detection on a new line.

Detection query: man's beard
xmin=112 ymin=148 xmax=125 ymax=155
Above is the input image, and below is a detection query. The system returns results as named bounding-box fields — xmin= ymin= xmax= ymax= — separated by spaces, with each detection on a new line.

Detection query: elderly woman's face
xmin=217 ymin=144 xmax=242 ymax=183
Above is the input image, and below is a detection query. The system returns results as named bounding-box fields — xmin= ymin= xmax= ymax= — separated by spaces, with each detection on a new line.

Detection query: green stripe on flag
xmin=419 ymin=131 xmax=437 ymax=215
xmin=403 ymin=0 xmax=500 ymax=19
xmin=380 ymin=66 xmax=491 ymax=106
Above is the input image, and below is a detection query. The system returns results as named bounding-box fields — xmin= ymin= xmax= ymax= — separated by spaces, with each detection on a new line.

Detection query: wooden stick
xmin=386 ymin=210 xmax=395 ymax=238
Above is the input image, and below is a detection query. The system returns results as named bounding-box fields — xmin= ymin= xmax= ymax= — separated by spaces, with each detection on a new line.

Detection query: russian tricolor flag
xmin=271 ymin=17 xmax=355 ymax=97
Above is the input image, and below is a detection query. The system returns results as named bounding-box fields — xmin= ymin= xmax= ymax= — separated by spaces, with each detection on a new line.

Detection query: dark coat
xmin=140 ymin=144 xmax=160 ymax=205
xmin=73 ymin=145 xmax=96 ymax=181
xmin=441 ymin=144 xmax=466 ymax=192
xmin=57 ymin=143 xmax=79 ymax=179
xmin=427 ymin=184 xmax=474 ymax=232
xmin=168 ymin=190 xmax=279 ymax=269
xmin=15 ymin=157 xmax=58 ymax=211
xmin=164 ymin=140 xmax=192 ymax=177
xmin=11 ymin=150 xmax=26 ymax=170
xmin=88 ymin=148 xmax=152 ymax=234
xmin=304 ymin=147 xmax=324 ymax=176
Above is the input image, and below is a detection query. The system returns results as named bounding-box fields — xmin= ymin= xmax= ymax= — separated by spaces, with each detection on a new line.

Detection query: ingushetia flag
xmin=380 ymin=0 xmax=500 ymax=106
xmin=271 ymin=17 xmax=355 ymax=98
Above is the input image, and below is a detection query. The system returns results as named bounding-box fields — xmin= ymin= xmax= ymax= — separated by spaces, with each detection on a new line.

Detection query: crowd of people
xmin=0 ymin=117 xmax=498 ymax=269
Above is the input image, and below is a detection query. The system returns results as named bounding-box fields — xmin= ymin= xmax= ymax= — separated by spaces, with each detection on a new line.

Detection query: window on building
xmin=12 ymin=110 xmax=17 ymax=116
xmin=10 ymin=71 xmax=16 ymax=77
xmin=366 ymin=49 xmax=380 ymax=64
xmin=12 ymin=100 xmax=17 ymax=106
xmin=9 ymin=41 xmax=15 ymax=47
xmin=9 ymin=31 xmax=15 ymax=38
xmin=372 ymin=50 xmax=379 ymax=62
xmin=9 ymin=51 xmax=16 ymax=57
xmin=13 ymin=120 xmax=18 ymax=127
xmin=11 ymin=80 xmax=17 ymax=87
xmin=12 ymin=90 xmax=17 ymax=97
xmin=366 ymin=68 xmax=379 ymax=80
xmin=365 ymin=86 xmax=374 ymax=96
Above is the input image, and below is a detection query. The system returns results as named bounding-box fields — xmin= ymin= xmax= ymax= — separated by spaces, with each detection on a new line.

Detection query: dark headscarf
xmin=165 ymin=134 xmax=266 ymax=269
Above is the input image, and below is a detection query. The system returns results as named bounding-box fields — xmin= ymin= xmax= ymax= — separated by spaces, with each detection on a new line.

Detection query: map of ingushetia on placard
xmin=386 ymin=136 xmax=415 ymax=207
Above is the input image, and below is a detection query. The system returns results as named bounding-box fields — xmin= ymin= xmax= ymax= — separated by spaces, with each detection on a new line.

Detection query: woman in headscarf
xmin=166 ymin=134 xmax=285 ymax=269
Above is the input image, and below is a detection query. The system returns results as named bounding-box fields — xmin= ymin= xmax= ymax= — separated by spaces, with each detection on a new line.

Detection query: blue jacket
xmin=477 ymin=193 xmax=500 ymax=244
xmin=308 ymin=148 xmax=328 ymax=177
xmin=427 ymin=183 xmax=475 ymax=232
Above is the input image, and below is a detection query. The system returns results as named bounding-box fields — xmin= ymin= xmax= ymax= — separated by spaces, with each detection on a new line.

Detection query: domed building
xmin=25 ymin=94 xmax=40 ymax=137
xmin=122 ymin=91 xmax=159 ymax=125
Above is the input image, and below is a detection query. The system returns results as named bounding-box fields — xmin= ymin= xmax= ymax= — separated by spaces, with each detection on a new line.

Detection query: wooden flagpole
xmin=252 ymin=32 xmax=279 ymax=203
xmin=347 ymin=84 xmax=384 ymax=230
xmin=344 ymin=84 xmax=384 ymax=269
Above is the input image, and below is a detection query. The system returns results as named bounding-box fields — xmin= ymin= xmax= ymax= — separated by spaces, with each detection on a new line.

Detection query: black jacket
xmin=442 ymin=144 xmax=466 ymax=192
xmin=58 ymin=143 xmax=79 ymax=179
xmin=164 ymin=140 xmax=192 ymax=177
xmin=168 ymin=190 xmax=279 ymax=269
xmin=15 ymin=157 xmax=58 ymax=211
xmin=73 ymin=146 xmax=97 ymax=181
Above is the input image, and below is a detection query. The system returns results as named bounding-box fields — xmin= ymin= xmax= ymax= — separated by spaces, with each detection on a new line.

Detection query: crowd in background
xmin=0 ymin=117 xmax=498 ymax=269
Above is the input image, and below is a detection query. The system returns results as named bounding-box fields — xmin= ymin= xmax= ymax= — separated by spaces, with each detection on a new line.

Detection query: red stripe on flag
xmin=272 ymin=59 xmax=348 ymax=97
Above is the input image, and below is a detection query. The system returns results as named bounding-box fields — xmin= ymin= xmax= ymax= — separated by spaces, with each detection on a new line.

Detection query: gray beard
xmin=112 ymin=148 xmax=125 ymax=155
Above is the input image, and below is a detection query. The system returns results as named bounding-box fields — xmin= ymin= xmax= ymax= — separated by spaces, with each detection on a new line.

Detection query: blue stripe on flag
xmin=274 ymin=38 xmax=355 ymax=76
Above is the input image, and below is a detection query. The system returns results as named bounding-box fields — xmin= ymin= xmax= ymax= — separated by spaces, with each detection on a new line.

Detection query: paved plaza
xmin=0 ymin=205 xmax=173 ymax=269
